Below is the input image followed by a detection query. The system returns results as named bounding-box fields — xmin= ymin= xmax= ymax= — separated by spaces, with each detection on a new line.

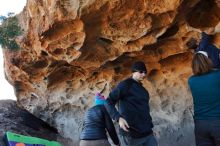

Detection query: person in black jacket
xmin=105 ymin=61 xmax=158 ymax=146
xmin=196 ymin=31 xmax=220 ymax=69
xmin=80 ymin=93 xmax=120 ymax=146
xmin=188 ymin=27 xmax=220 ymax=69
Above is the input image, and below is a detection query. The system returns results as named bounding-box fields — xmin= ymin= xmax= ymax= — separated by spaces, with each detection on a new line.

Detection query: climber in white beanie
xmin=196 ymin=51 xmax=208 ymax=57
xmin=196 ymin=28 xmax=220 ymax=69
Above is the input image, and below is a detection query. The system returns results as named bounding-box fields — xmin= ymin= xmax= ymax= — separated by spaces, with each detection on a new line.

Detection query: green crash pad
xmin=4 ymin=131 xmax=61 ymax=146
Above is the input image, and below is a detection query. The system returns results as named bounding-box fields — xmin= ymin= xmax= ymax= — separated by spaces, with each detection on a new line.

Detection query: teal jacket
xmin=188 ymin=70 xmax=220 ymax=120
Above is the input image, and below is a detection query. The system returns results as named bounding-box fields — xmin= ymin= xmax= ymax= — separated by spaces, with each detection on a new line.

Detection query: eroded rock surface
xmin=3 ymin=0 xmax=220 ymax=145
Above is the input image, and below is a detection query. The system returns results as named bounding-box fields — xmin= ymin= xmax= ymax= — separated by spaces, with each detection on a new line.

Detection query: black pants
xmin=195 ymin=120 xmax=220 ymax=146
xmin=120 ymin=134 xmax=158 ymax=146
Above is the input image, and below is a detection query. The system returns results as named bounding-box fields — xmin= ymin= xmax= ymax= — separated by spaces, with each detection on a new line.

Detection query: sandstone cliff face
xmin=3 ymin=0 xmax=220 ymax=145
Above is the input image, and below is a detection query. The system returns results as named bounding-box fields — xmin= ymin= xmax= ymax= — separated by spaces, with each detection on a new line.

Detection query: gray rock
xmin=0 ymin=100 xmax=75 ymax=146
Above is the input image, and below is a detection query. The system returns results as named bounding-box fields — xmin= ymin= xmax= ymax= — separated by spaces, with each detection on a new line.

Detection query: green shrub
xmin=0 ymin=16 xmax=23 ymax=50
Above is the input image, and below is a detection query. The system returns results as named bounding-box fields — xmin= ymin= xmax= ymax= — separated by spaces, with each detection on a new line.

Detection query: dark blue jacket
xmin=188 ymin=70 xmax=220 ymax=120
xmin=80 ymin=105 xmax=119 ymax=145
xmin=105 ymin=78 xmax=153 ymax=138
xmin=197 ymin=32 xmax=220 ymax=68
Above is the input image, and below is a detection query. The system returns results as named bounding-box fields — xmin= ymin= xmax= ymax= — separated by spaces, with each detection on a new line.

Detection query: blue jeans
xmin=195 ymin=120 xmax=220 ymax=146
xmin=120 ymin=134 xmax=158 ymax=146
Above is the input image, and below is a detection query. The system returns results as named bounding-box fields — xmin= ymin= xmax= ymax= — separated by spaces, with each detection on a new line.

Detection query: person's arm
xmin=104 ymin=81 xmax=130 ymax=132
xmin=197 ymin=32 xmax=210 ymax=52
xmin=104 ymin=82 xmax=125 ymax=121
xmin=103 ymin=107 xmax=120 ymax=145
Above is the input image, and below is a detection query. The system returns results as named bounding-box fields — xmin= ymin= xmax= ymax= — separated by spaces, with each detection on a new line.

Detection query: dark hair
xmin=186 ymin=38 xmax=198 ymax=50
xmin=192 ymin=53 xmax=212 ymax=75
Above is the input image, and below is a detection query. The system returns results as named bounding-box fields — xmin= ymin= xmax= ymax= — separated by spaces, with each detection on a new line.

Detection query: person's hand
xmin=119 ymin=117 xmax=129 ymax=132
xmin=204 ymin=27 xmax=215 ymax=34
xmin=214 ymin=22 xmax=220 ymax=33
xmin=153 ymin=131 xmax=159 ymax=137
xmin=188 ymin=26 xmax=201 ymax=33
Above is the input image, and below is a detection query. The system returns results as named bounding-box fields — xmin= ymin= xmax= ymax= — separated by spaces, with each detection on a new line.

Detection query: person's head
xmin=186 ymin=38 xmax=198 ymax=50
xmin=131 ymin=61 xmax=147 ymax=81
xmin=94 ymin=92 xmax=106 ymax=105
xmin=192 ymin=51 xmax=213 ymax=75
